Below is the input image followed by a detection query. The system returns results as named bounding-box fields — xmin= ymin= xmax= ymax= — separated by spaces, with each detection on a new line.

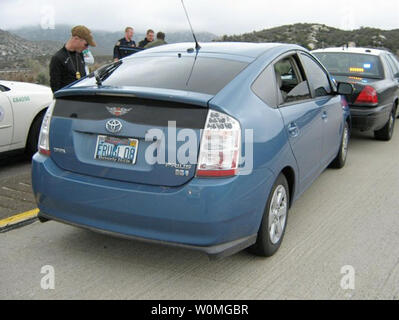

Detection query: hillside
xmin=220 ymin=23 xmax=399 ymax=55
xmin=10 ymin=25 xmax=217 ymax=56
xmin=0 ymin=25 xmax=216 ymax=84
xmin=3 ymin=23 xmax=399 ymax=85
xmin=0 ymin=29 xmax=60 ymax=70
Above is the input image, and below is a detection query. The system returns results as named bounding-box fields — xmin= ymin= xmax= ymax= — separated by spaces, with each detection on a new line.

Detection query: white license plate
xmin=94 ymin=135 xmax=138 ymax=165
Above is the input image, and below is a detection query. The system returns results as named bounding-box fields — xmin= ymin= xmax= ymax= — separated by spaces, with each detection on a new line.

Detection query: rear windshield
xmin=313 ymin=52 xmax=384 ymax=79
xmin=75 ymin=55 xmax=249 ymax=95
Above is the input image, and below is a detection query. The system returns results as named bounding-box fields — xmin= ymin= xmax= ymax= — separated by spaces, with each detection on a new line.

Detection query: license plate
xmin=94 ymin=135 xmax=138 ymax=165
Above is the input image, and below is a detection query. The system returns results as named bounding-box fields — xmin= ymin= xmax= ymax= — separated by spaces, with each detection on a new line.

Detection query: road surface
xmin=0 ymin=130 xmax=398 ymax=300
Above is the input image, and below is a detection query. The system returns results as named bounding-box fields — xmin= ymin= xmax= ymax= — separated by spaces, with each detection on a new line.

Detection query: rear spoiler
xmin=54 ymin=86 xmax=213 ymax=108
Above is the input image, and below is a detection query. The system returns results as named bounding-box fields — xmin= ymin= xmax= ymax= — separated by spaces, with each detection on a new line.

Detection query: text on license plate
xmin=94 ymin=135 xmax=138 ymax=165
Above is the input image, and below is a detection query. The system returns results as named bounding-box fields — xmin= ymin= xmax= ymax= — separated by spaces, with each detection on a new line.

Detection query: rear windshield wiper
xmin=92 ymin=60 xmax=123 ymax=86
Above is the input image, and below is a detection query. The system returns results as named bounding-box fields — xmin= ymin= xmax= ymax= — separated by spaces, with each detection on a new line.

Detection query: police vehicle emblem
xmin=106 ymin=119 xmax=123 ymax=134
xmin=106 ymin=106 xmax=132 ymax=117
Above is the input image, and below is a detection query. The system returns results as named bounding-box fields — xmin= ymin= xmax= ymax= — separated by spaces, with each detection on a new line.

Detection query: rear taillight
xmin=196 ymin=110 xmax=241 ymax=178
xmin=38 ymin=100 xmax=55 ymax=156
xmin=354 ymin=85 xmax=378 ymax=105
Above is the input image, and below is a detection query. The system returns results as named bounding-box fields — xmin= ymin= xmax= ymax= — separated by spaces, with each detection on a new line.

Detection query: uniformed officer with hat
xmin=113 ymin=27 xmax=137 ymax=62
xmin=49 ymin=25 xmax=96 ymax=93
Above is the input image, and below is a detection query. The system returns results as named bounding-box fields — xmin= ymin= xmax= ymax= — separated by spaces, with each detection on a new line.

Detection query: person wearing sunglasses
xmin=49 ymin=25 xmax=96 ymax=93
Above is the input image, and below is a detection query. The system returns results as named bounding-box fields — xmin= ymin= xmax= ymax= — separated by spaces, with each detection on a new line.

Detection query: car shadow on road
xmin=348 ymin=128 xmax=398 ymax=153
xmin=0 ymin=153 xmax=31 ymax=176
xmin=42 ymin=221 xmax=262 ymax=270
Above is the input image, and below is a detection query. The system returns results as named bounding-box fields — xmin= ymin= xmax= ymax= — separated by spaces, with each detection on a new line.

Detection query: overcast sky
xmin=1 ymin=0 xmax=398 ymax=35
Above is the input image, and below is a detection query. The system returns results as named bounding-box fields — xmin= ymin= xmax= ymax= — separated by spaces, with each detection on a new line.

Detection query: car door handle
xmin=322 ymin=111 xmax=328 ymax=120
xmin=288 ymin=122 xmax=299 ymax=137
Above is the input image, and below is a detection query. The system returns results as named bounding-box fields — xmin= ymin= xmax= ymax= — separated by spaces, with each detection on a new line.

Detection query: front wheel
xmin=248 ymin=173 xmax=289 ymax=257
xmin=330 ymin=121 xmax=350 ymax=169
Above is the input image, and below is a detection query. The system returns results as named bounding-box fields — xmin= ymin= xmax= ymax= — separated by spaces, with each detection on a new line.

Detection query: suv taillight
xmin=354 ymin=85 xmax=378 ymax=105
xmin=38 ymin=100 xmax=55 ymax=156
xmin=196 ymin=110 xmax=241 ymax=178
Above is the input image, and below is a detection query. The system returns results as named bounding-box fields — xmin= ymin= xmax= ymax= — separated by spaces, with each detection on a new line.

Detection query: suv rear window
xmin=75 ymin=56 xmax=249 ymax=95
xmin=313 ymin=52 xmax=384 ymax=79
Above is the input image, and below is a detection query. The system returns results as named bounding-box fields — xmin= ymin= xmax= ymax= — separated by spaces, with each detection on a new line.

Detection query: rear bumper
xmin=32 ymin=154 xmax=275 ymax=259
xmin=350 ymin=104 xmax=391 ymax=131
xmin=38 ymin=212 xmax=256 ymax=260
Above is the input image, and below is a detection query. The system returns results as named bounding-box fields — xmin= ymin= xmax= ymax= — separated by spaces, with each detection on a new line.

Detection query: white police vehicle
xmin=0 ymin=80 xmax=53 ymax=156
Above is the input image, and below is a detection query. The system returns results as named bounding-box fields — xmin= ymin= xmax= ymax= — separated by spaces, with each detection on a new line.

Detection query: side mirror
xmin=337 ymin=82 xmax=354 ymax=95
xmin=394 ymin=72 xmax=399 ymax=79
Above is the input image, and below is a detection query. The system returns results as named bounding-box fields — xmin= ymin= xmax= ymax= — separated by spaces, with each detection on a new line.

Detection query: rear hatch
xmin=50 ymin=90 xmax=210 ymax=187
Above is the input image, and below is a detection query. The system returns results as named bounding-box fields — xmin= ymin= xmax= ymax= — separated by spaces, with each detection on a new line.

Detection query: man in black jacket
xmin=138 ymin=29 xmax=154 ymax=48
xmin=49 ymin=25 xmax=96 ymax=93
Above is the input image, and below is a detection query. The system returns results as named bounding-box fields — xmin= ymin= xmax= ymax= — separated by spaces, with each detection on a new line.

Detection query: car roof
xmin=131 ymin=42 xmax=303 ymax=60
xmin=312 ymin=47 xmax=387 ymax=56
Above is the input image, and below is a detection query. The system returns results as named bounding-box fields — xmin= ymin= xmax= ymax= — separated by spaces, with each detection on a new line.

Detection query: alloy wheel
xmin=268 ymin=185 xmax=288 ymax=245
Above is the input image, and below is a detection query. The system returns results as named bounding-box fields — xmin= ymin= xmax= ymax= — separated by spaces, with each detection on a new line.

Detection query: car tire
xmin=330 ymin=121 xmax=350 ymax=169
xmin=374 ymin=107 xmax=396 ymax=141
xmin=26 ymin=112 xmax=45 ymax=157
xmin=248 ymin=173 xmax=289 ymax=257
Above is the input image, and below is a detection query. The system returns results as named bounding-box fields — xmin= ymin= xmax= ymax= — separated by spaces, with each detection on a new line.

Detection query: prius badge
xmin=106 ymin=106 xmax=132 ymax=117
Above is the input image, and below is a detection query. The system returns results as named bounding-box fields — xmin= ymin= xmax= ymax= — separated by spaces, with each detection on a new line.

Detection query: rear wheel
xmin=330 ymin=121 xmax=350 ymax=169
xmin=26 ymin=112 xmax=45 ymax=157
xmin=374 ymin=107 xmax=396 ymax=141
xmin=249 ymin=173 xmax=289 ymax=257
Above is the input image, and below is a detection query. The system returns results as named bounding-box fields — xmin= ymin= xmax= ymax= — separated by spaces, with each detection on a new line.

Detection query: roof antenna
xmin=181 ymin=0 xmax=201 ymax=51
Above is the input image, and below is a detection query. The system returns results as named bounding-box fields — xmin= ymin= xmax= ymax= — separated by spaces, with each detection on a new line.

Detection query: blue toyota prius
xmin=32 ymin=42 xmax=352 ymax=259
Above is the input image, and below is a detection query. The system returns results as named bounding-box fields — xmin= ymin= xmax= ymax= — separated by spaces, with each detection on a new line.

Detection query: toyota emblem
xmin=106 ymin=119 xmax=123 ymax=134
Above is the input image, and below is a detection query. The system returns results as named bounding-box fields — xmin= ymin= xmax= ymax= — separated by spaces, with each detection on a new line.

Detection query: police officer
xmin=113 ymin=27 xmax=137 ymax=61
xmin=49 ymin=25 xmax=96 ymax=93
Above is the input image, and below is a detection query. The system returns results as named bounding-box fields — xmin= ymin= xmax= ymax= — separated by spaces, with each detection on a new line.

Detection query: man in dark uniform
xmin=113 ymin=27 xmax=137 ymax=62
xmin=49 ymin=25 xmax=96 ymax=93
xmin=144 ymin=32 xmax=167 ymax=49
xmin=138 ymin=29 xmax=154 ymax=48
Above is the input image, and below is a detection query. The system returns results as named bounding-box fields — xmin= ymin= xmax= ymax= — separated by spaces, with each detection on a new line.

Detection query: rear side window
xmin=300 ymin=53 xmax=332 ymax=97
xmin=252 ymin=65 xmax=278 ymax=107
xmin=313 ymin=52 xmax=384 ymax=79
xmin=75 ymin=56 xmax=248 ymax=95
xmin=385 ymin=54 xmax=399 ymax=77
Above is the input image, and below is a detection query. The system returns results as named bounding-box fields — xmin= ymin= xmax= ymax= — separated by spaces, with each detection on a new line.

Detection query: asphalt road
xmin=0 ymin=129 xmax=398 ymax=300
xmin=0 ymin=154 xmax=34 ymax=219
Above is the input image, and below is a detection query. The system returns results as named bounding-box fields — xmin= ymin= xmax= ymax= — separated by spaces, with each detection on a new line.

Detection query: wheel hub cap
xmin=268 ymin=185 xmax=288 ymax=245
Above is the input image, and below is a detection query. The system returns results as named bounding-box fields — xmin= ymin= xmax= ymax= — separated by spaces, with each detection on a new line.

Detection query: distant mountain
xmin=9 ymin=25 xmax=218 ymax=56
xmin=220 ymin=23 xmax=399 ymax=55
xmin=0 ymin=29 xmax=60 ymax=69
